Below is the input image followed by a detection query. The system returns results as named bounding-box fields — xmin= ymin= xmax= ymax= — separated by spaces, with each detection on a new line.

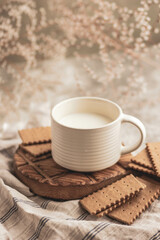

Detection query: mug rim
xmin=51 ymin=97 xmax=122 ymax=130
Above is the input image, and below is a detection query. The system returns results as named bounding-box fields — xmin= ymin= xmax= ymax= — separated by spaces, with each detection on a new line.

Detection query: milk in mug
xmin=59 ymin=112 xmax=112 ymax=129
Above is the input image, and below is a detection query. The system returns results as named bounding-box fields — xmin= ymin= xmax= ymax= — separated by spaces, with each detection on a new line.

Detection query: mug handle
xmin=121 ymin=114 xmax=146 ymax=155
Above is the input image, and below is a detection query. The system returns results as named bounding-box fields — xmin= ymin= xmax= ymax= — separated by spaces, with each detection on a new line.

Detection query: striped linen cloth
xmin=0 ymin=138 xmax=160 ymax=240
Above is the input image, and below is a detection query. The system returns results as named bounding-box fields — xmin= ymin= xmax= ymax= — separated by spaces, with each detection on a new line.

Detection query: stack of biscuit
xmin=119 ymin=143 xmax=160 ymax=178
xmin=80 ymin=175 xmax=160 ymax=224
xmin=14 ymin=126 xmax=160 ymax=225
xmin=80 ymin=143 xmax=160 ymax=224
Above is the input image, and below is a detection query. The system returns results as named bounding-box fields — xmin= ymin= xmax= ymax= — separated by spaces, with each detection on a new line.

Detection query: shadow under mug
xmin=51 ymin=97 xmax=146 ymax=172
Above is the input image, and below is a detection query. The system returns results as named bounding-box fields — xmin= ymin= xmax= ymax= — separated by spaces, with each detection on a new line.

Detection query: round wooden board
xmin=14 ymin=149 xmax=126 ymax=200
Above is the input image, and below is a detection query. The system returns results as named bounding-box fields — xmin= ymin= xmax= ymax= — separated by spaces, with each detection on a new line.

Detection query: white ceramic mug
xmin=51 ymin=97 xmax=146 ymax=172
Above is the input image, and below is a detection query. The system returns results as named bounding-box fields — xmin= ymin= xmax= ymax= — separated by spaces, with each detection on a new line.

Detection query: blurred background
xmin=0 ymin=0 xmax=160 ymax=143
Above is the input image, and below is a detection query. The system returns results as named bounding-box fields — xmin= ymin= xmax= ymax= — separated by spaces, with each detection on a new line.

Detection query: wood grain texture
xmin=14 ymin=148 xmax=127 ymax=200
xmin=118 ymin=153 xmax=132 ymax=169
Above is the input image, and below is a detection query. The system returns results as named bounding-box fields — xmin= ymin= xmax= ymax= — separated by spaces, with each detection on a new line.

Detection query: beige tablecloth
xmin=0 ymin=138 xmax=160 ymax=240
